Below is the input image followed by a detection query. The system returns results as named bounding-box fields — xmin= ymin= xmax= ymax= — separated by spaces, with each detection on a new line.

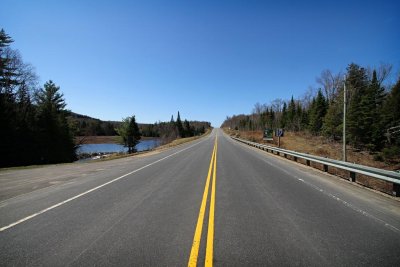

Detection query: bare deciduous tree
xmin=316 ymin=69 xmax=342 ymax=103
xmin=271 ymin=98 xmax=284 ymax=113
xmin=301 ymin=86 xmax=316 ymax=109
xmin=367 ymin=63 xmax=393 ymax=89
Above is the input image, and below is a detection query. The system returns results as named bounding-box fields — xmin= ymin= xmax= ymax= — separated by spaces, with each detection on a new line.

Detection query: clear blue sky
xmin=2 ymin=0 xmax=399 ymax=126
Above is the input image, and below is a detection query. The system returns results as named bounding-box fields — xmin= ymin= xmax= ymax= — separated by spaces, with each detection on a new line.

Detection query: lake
xmin=77 ymin=139 xmax=160 ymax=154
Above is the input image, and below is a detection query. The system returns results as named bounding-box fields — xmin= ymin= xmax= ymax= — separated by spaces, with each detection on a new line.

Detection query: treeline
xmin=67 ymin=112 xmax=120 ymax=136
xmin=222 ymin=63 xmax=400 ymax=159
xmin=1 ymin=29 xmax=76 ymax=167
xmin=68 ymin=112 xmax=210 ymax=140
xmin=141 ymin=111 xmax=211 ymax=142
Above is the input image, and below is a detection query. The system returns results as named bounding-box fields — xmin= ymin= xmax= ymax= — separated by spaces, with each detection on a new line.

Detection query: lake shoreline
xmin=75 ymin=135 xmax=158 ymax=144
xmin=76 ymin=139 xmax=161 ymax=161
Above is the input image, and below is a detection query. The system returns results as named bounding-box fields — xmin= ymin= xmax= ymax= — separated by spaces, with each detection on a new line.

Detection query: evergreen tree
xmin=287 ymin=96 xmax=296 ymax=130
xmin=15 ymin=82 xmax=37 ymax=165
xmin=346 ymin=63 xmax=369 ymax=147
xmin=35 ymin=80 xmax=76 ymax=163
xmin=383 ymin=78 xmax=400 ymax=126
xmin=176 ymin=111 xmax=185 ymax=137
xmin=1 ymin=30 xmax=40 ymax=166
xmin=308 ymin=89 xmax=327 ymax=134
xmin=184 ymin=119 xmax=193 ymax=137
xmin=116 ymin=115 xmax=141 ymax=153
xmin=357 ymin=71 xmax=380 ymax=147
xmin=301 ymin=104 xmax=309 ymax=129
xmin=0 ymin=28 xmax=18 ymax=92
xmin=126 ymin=116 xmax=141 ymax=153
xmin=382 ymin=78 xmax=400 ymax=135
xmin=369 ymin=70 xmax=386 ymax=150
xmin=269 ymin=107 xmax=275 ymax=128
xmin=0 ymin=29 xmax=18 ymax=166
xmin=280 ymin=102 xmax=287 ymax=128
xmin=295 ymin=101 xmax=305 ymax=131
xmin=322 ymin=88 xmax=343 ymax=140
xmin=381 ymin=78 xmax=400 ymax=159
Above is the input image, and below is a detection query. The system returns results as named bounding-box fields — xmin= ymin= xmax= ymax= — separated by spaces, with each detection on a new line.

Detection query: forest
xmin=222 ymin=64 xmax=400 ymax=161
xmin=0 ymin=29 xmax=76 ymax=167
xmin=69 ymin=111 xmax=210 ymax=141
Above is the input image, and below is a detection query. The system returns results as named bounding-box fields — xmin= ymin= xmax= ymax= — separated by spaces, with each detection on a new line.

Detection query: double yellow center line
xmin=188 ymin=136 xmax=218 ymax=267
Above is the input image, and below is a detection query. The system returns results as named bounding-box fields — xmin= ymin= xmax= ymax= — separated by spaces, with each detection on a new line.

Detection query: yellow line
xmin=205 ymin=135 xmax=217 ymax=266
xmin=188 ymin=139 xmax=216 ymax=267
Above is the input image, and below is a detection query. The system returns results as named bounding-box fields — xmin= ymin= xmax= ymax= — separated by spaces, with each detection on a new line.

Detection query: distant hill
xmin=66 ymin=111 xmax=122 ymax=136
xmin=66 ymin=112 xmax=211 ymax=138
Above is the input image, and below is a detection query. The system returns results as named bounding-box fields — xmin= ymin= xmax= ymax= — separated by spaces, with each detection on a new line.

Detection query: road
xmin=1 ymin=129 xmax=399 ymax=266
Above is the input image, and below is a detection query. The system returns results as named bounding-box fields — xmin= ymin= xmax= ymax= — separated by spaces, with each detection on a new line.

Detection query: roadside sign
xmin=263 ymin=128 xmax=273 ymax=141
xmin=276 ymin=128 xmax=284 ymax=137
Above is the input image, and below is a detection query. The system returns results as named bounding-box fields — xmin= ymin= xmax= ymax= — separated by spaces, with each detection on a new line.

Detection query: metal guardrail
xmin=231 ymin=136 xmax=400 ymax=196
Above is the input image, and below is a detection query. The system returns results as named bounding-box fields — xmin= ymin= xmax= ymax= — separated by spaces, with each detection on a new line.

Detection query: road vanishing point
xmin=0 ymin=129 xmax=399 ymax=266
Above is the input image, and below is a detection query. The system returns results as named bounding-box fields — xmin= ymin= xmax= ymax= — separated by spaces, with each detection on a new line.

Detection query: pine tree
xmin=369 ymin=70 xmax=386 ymax=150
xmin=116 ymin=115 xmax=141 ymax=153
xmin=383 ymin=78 xmax=400 ymax=127
xmin=346 ymin=63 xmax=369 ymax=147
xmin=280 ymin=102 xmax=287 ymax=128
xmin=381 ymin=78 xmax=400 ymax=159
xmin=127 ymin=116 xmax=141 ymax=153
xmin=322 ymin=88 xmax=343 ymax=140
xmin=0 ymin=29 xmax=18 ymax=166
xmin=308 ymin=89 xmax=327 ymax=134
xmin=184 ymin=119 xmax=193 ymax=137
xmin=269 ymin=107 xmax=275 ymax=128
xmin=287 ymin=96 xmax=296 ymax=130
xmin=35 ymin=80 xmax=76 ymax=163
xmin=0 ymin=29 xmax=19 ymax=93
xmin=359 ymin=81 xmax=375 ymax=146
xmin=295 ymin=101 xmax=304 ymax=131
xmin=176 ymin=111 xmax=184 ymax=137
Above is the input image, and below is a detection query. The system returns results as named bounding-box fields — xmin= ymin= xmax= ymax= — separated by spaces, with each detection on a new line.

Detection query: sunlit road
xmin=1 ymin=129 xmax=399 ymax=266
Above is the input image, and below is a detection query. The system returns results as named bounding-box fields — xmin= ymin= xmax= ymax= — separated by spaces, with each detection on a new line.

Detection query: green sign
xmin=263 ymin=128 xmax=273 ymax=140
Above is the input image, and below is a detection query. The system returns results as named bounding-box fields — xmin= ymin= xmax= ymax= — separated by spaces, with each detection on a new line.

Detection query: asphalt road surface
xmin=1 ymin=129 xmax=399 ymax=266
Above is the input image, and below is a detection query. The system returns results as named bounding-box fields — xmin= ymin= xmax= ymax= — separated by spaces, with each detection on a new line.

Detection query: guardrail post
xmin=294 ymin=156 xmax=297 ymax=162
xmin=349 ymin=172 xmax=356 ymax=182
xmin=393 ymin=183 xmax=400 ymax=197
xmin=323 ymin=164 xmax=328 ymax=172
xmin=284 ymin=154 xmax=287 ymax=158
xmin=306 ymin=160 xmax=310 ymax=166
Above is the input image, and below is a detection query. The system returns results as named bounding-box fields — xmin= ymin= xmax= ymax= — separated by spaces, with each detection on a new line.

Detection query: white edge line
xmin=235 ymin=139 xmax=400 ymax=234
xmin=0 ymin=140 xmax=204 ymax=232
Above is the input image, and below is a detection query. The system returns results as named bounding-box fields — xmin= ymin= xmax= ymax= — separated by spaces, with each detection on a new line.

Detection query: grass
xmin=225 ymin=128 xmax=399 ymax=170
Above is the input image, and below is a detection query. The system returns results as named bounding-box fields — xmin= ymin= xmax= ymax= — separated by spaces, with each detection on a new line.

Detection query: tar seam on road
xmin=0 ymin=140 xmax=205 ymax=232
xmin=188 ymin=135 xmax=217 ymax=267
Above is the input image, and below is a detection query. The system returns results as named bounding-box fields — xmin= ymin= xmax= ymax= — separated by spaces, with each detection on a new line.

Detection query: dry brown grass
xmin=225 ymin=128 xmax=399 ymax=171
